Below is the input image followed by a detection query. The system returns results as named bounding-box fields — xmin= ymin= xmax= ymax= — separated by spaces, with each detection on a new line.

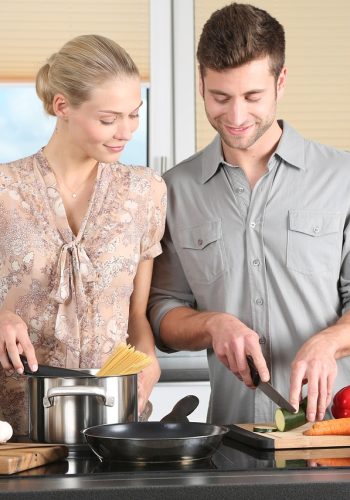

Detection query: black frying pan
xmin=82 ymin=395 xmax=229 ymax=463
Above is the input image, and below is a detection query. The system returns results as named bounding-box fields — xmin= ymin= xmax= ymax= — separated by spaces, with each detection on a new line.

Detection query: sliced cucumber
xmin=275 ymin=458 xmax=307 ymax=469
xmin=275 ymin=398 xmax=308 ymax=432
xmin=253 ymin=425 xmax=277 ymax=433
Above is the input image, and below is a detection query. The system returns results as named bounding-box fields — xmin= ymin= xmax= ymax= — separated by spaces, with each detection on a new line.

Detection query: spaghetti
xmin=96 ymin=343 xmax=152 ymax=376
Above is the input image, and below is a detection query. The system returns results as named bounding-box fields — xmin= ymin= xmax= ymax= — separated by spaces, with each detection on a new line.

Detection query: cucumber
xmin=275 ymin=458 xmax=307 ymax=469
xmin=253 ymin=425 xmax=277 ymax=433
xmin=274 ymin=398 xmax=307 ymax=432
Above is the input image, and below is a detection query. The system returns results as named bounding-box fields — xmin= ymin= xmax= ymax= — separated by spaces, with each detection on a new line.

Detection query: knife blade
xmin=246 ymin=356 xmax=296 ymax=413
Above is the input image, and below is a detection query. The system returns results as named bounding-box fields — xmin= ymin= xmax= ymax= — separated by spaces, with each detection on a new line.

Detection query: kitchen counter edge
xmin=1 ymin=467 xmax=350 ymax=499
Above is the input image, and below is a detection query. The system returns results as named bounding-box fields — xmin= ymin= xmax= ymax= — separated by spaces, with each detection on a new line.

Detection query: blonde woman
xmin=0 ymin=34 xmax=166 ymax=435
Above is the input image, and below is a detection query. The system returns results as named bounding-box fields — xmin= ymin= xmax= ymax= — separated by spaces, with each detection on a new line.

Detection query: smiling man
xmin=148 ymin=2 xmax=350 ymax=426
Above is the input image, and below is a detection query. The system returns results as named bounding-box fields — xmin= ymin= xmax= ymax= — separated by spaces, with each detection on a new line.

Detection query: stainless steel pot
xmin=27 ymin=369 xmax=137 ymax=444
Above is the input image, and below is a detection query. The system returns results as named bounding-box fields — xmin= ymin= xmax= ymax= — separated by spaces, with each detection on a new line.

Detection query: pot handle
xmin=43 ymin=386 xmax=115 ymax=408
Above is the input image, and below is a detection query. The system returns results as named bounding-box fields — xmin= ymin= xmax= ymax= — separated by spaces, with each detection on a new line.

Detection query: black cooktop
xmin=11 ymin=437 xmax=350 ymax=477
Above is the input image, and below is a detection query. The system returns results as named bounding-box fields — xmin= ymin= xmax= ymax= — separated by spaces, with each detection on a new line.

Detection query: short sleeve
xmin=140 ymin=171 xmax=167 ymax=261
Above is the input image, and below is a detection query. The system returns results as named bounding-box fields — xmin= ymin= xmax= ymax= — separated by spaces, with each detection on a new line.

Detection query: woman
xmin=0 ymin=34 xmax=166 ymax=435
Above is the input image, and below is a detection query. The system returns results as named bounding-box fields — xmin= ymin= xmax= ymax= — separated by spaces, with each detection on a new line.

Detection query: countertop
xmin=2 ymin=467 xmax=350 ymax=499
xmin=2 ymin=436 xmax=350 ymax=499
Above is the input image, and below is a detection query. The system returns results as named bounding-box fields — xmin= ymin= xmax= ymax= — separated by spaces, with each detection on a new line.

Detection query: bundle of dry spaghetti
xmin=96 ymin=343 xmax=152 ymax=376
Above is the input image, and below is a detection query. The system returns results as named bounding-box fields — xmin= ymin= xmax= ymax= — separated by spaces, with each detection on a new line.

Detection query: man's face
xmin=200 ymin=57 xmax=286 ymax=152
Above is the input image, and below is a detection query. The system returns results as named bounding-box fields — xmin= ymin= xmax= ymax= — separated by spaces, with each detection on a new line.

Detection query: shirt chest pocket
xmin=287 ymin=210 xmax=341 ymax=275
xmin=176 ymin=219 xmax=227 ymax=284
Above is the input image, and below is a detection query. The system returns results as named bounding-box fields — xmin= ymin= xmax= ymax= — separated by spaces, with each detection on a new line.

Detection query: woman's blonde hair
xmin=36 ymin=34 xmax=139 ymax=116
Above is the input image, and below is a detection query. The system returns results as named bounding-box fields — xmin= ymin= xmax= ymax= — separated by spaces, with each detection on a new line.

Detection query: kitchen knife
xmin=246 ymin=356 xmax=296 ymax=413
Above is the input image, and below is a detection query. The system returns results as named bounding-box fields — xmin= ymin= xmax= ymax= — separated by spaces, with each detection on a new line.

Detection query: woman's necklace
xmin=57 ymin=177 xmax=86 ymax=199
xmin=54 ymin=164 xmax=98 ymax=200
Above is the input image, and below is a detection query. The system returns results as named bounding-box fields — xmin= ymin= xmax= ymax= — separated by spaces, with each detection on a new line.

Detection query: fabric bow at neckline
xmin=50 ymin=240 xmax=97 ymax=357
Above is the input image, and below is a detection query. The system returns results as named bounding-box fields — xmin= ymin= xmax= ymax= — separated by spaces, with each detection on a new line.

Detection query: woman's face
xmin=63 ymin=76 xmax=142 ymax=163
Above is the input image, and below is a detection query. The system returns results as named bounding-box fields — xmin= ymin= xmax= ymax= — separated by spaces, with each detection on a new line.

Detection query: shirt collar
xmin=201 ymin=120 xmax=306 ymax=184
xmin=201 ymin=134 xmax=225 ymax=184
xmin=273 ymin=120 xmax=306 ymax=171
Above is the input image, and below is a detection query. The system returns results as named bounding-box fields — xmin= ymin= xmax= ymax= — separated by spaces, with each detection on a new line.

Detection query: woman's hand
xmin=127 ymin=259 xmax=161 ymax=416
xmin=0 ymin=310 xmax=38 ymax=374
xmin=137 ymin=356 xmax=161 ymax=415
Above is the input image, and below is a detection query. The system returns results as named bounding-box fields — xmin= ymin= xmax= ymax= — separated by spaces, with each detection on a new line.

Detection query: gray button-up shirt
xmin=148 ymin=121 xmax=350 ymax=425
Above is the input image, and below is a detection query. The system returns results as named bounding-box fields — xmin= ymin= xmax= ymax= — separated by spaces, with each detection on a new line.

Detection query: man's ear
xmin=52 ymin=94 xmax=70 ymax=119
xmin=276 ymin=67 xmax=287 ymax=100
xmin=198 ymin=69 xmax=204 ymax=98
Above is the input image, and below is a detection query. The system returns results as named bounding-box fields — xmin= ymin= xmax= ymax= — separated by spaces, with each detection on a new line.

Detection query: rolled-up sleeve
xmin=339 ymin=217 xmax=350 ymax=314
xmin=147 ymin=223 xmax=196 ymax=352
xmin=140 ymin=174 xmax=167 ymax=261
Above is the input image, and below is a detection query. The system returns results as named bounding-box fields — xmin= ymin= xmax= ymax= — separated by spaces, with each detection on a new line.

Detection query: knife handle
xmin=246 ymin=356 xmax=260 ymax=386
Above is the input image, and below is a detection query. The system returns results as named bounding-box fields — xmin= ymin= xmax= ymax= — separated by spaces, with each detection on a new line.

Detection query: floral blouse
xmin=0 ymin=150 xmax=167 ymax=435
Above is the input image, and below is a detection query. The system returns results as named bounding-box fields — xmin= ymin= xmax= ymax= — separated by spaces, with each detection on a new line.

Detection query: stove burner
xmin=11 ymin=439 xmax=348 ymax=477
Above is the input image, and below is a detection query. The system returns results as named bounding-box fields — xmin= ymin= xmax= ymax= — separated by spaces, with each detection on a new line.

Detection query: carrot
xmin=303 ymin=417 xmax=350 ymax=436
xmin=313 ymin=457 xmax=350 ymax=467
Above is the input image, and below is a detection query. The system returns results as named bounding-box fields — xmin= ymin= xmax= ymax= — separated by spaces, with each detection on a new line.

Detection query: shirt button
xmin=313 ymin=226 xmax=320 ymax=234
xmin=255 ymin=297 xmax=264 ymax=306
xmin=259 ymin=336 xmax=266 ymax=345
xmin=236 ymin=187 xmax=244 ymax=194
xmin=197 ymin=239 xmax=203 ymax=246
xmin=250 ymin=221 xmax=256 ymax=229
xmin=252 ymin=259 xmax=260 ymax=266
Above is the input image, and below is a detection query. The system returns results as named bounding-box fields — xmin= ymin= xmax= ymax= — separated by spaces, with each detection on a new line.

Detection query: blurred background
xmin=1 ymin=0 xmax=349 ymax=169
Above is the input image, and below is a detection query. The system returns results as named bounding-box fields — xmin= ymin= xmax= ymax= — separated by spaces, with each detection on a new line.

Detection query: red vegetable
xmin=331 ymin=386 xmax=350 ymax=419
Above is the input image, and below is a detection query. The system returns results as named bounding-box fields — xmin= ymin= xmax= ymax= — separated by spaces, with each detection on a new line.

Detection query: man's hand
xmin=289 ymin=331 xmax=338 ymax=422
xmin=205 ymin=312 xmax=270 ymax=386
xmin=0 ymin=310 xmax=38 ymax=374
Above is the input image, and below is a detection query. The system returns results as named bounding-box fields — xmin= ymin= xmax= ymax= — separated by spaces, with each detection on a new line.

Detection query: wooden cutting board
xmin=274 ymin=446 xmax=350 ymax=468
xmin=0 ymin=443 xmax=68 ymax=475
xmin=226 ymin=422 xmax=350 ymax=450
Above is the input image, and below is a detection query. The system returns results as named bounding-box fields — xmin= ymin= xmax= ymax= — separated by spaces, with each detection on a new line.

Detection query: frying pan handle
xmin=43 ymin=386 xmax=115 ymax=408
xmin=160 ymin=395 xmax=200 ymax=422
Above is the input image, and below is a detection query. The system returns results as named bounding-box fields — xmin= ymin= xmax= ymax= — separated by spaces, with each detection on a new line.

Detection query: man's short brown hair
xmin=197 ymin=3 xmax=285 ymax=80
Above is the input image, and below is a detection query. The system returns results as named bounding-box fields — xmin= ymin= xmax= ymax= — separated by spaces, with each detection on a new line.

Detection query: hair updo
xmin=35 ymin=34 xmax=139 ymax=116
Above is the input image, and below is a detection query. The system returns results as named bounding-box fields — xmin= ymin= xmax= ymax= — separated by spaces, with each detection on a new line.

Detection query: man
xmin=148 ymin=3 xmax=350 ymax=425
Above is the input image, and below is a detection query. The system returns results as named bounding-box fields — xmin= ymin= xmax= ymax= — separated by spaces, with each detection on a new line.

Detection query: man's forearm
xmin=159 ymin=307 xmax=246 ymax=351
xmin=159 ymin=307 xmax=215 ymax=351
xmin=329 ymin=309 xmax=350 ymax=359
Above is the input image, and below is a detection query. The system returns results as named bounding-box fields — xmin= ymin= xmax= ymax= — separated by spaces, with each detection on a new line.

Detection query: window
xmin=0 ymin=84 xmax=148 ymax=166
xmin=0 ymin=0 xmax=150 ymax=166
